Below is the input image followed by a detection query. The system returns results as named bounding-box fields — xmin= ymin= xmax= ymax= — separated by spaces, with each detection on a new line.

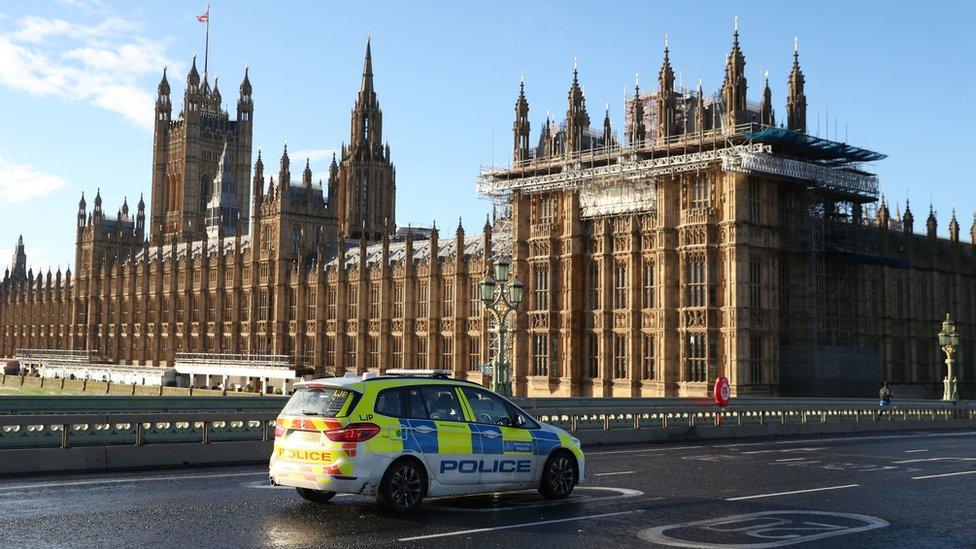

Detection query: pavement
xmin=1 ymin=429 xmax=974 ymax=548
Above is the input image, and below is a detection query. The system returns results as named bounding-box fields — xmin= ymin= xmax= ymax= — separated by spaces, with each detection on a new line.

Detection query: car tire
xmin=295 ymin=487 xmax=337 ymax=504
xmin=377 ymin=458 xmax=427 ymax=513
xmin=538 ymin=451 xmax=577 ymax=500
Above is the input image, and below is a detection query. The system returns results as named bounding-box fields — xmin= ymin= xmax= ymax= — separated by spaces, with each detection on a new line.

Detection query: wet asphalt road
xmin=1 ymin=430 xmax=974 ymax=548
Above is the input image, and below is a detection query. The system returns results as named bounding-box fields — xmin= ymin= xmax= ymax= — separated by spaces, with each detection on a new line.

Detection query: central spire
xmin=361 ymin=35 xmax=374 ymax=95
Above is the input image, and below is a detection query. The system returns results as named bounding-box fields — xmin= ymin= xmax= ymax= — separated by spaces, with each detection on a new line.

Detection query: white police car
xmin=269 ymin=370 xmax=585 ymax=512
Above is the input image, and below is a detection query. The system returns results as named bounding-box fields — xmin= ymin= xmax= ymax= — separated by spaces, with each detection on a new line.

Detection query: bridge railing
xmin=0 ymin=411 xmax=279 ymax=450
xmin=510 ymin=397 xmax=974 ymax=432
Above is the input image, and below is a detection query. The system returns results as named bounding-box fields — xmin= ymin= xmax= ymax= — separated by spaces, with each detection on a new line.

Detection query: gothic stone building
xmin=2 ymin=32 xmax=975 ymax=398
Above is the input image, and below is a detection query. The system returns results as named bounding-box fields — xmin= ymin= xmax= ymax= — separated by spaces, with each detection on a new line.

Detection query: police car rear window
xmin=281 ymin=387 xmax=355 ymax=418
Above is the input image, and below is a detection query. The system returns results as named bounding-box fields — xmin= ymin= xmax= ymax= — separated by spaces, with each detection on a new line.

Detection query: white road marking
xmin=742 ymin=447 xmax=826 ymax=455
xmin=588 ymin=445 xmax=699 ymax=455
xmin=397 ymin=509 xmax=643 ymax=541
xmin=893 ymin=457 xmax=976 ymax=464
xmin=0 ymin=471 xmax=266 ymax=492
xmin=725 ymin=484 xmax=859 ymax=501
xmin=716 ymin=431 xmax=975 ymax=449
xmin=594 ymin=470 xmax=635 ymax=477
xmin=912 ymin=470 xmax=976 ymax=480
xmin=775 ymin=457 xmax=810 ymax=462
xmin=904 ymin=449 xmax=929 ymax=453
xmin=639 ymin=510 xmax=889 ymax=548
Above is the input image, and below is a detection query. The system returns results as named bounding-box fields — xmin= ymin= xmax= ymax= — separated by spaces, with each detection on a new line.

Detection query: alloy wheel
xmin=390 ymin=464 xmax=423 ymax=509
xmin=548 ymin=455 xmax=575 ymax=495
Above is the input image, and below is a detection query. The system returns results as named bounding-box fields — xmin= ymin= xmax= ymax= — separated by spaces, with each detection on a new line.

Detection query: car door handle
xmin=413 ymin=425 xmax=434 ymax=434
xmin=480 ymin=431 xmax=501 ymax=439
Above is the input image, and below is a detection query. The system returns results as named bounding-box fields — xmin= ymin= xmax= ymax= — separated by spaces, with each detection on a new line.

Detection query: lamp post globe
xmin=508 ymin=280 xmax=524 ymax=306
xmin=479 ymin=277 xmax=496 ymax=302
xmin=493 ymin=256 xmax=511 ymax=283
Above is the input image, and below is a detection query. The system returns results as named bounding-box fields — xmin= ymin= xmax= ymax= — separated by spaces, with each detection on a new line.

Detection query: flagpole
xmin=203 ymin=3 xmax=210 ymax=76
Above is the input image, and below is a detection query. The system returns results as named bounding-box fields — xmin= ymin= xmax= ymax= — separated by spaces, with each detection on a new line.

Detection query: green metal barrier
xmin=0 ymin=395 xmax=288 ymax=415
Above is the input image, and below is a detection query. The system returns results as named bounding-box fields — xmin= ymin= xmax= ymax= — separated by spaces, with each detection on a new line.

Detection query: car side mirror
xmin=513 ymin=415 xmax=526 ymax=428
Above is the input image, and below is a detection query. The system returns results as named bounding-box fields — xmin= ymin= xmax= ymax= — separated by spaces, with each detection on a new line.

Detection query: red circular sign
xmin=713 ymin=377 xmax=731 ymax=407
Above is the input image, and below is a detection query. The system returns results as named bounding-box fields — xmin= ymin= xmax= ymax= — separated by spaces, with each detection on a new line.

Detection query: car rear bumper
xmin=269 ymin=461 xmax=373 ymax=494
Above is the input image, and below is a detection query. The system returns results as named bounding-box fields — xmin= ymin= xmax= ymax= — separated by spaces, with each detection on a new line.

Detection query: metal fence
xmin=0 ymin=397 xmax=971 ymax=452
xmin=0 ymin=411 xmax=279 ymax=450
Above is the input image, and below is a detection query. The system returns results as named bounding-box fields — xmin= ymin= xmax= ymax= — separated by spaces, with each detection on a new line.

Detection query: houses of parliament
xmin=1 ymin=32 xmax=974 ymax=398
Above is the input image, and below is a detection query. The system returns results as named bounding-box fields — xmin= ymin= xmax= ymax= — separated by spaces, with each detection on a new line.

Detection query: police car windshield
xmin=282 ymin=387 xmax=354 ymax=418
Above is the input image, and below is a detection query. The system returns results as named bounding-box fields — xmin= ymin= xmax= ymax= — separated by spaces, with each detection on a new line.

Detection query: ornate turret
xmin=628 ymin=76 xmax=645 ymax=145
xmin=903 ymin=199 xmax=914 ymax=233
xmin=694 ymin=78 xmax=708 ymax=133
xmin=949 ymin=209 xmax=960 ymax=243
xmin=971 ymin=212 xmax=976 ymax=246
xmin=926 ymin=203 xmax=938 ymax=240
xmin=337 ymin=35 xmax=396 ymax=241
xmin=93 ymin=188 xmax=103 ymax=223
xmin=326 ymin=152 xmax=339 ymax=217
xmin=539 ymin=115 xmax=554 ymax=157
xmin=279 ymin=143 xmax=290 ymax=186
xmin=721 ymin=19 xmax=748 ymax=128
xmin=303 ymin=158 xmax=313 ymax=188
xmin=564 ymin=60 xmax=590 ymax=154
xmin=77 ymin=192 xmax=87 ymax=229
xmin=787 ymin=37 xmax=807 ymax=133
xmin=9 ymin=235 xmax=26 ymax=282
xmin=156 ymin=66 xmax=171 ymax=122
xmin=211 ymin=76 xmax=222 ymax=109
xmin=252 ymin=150 xmax=264 ymax=207
xmin=657 ymin=39 xmax=676 ymax=138
xmin=513 ymin=75 xmax=530 ymax=163
xmin=237 ymin=66 xmax=253 ymax=124
xmin=187 ymin=54 xmax=200 ymax=90
xmin=760 ymin=71 xmax=774 ymax=126
xmin=877 ymin=196 xmax=890 ymax=231
xmin=602 ymin=104 xmax=614 ymax=148
xmin=136 ymin=193 xmax=145 ymax=233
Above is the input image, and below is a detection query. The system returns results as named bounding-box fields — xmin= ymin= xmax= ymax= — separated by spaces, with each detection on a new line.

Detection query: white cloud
xmin=0 ymin=156 xmax=69 ymax=204
xmin=0 ymin=14 xmax=174 ymax=130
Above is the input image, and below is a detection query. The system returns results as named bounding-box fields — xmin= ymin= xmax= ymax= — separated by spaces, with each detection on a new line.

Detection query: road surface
xmin=2 ymin=429 xmax=974 ymax=548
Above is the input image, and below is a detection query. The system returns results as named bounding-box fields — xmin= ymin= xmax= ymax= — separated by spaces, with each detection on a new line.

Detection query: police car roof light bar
xmin=384 ymin=369 xmax=453 ymax=379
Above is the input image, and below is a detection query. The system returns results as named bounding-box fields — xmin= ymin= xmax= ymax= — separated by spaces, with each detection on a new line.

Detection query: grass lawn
xmin=0 ymin=385 xmax=92 ymax=396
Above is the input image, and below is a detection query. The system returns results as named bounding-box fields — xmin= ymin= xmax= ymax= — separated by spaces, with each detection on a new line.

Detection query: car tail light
xmin=324 ymin=422 xmax=381 ymax=443
xmin=274 ymin=425 xmax=286 ymax=438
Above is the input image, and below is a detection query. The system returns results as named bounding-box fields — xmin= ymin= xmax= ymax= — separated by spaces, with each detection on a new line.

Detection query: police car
xmin=269 ymin=369 xmax=584 ymax=513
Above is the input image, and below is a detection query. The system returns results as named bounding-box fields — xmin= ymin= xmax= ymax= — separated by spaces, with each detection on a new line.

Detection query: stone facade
xmin=1 ymin=32 xmax=974 ymax=398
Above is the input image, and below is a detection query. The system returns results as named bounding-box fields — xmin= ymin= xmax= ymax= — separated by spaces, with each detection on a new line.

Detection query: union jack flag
xmin=196 ymin=9 xmax=209 ymax=23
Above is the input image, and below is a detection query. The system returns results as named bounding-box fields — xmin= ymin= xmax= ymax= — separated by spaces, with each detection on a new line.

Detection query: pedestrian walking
xmin=878 ymin=381 xmax=893 ymax=420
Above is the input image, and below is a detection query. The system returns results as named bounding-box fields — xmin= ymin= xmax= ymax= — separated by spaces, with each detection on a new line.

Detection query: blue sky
xmin=1 ymin=0 xmax=974 ymax=272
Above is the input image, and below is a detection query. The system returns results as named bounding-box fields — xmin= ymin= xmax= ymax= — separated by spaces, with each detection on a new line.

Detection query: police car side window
xmin=461 ymin=387 xmax=513 ymax=427
xmin=420 ymin=386 xmax=462 ymax=422
xmin=374 ymin=388 xmax=403 ymax=418
xmin=403 ymin=387 xmax=429 ymax=419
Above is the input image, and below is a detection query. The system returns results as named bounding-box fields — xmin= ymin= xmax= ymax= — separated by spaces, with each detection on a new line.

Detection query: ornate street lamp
xmin=938 ymin=313 xmax=960 ymax=401
xmin=479 ymin=256 xmax=523 ymax=396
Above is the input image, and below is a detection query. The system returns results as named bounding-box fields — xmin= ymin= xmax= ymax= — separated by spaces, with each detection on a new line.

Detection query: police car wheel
xmin=378 ymin=458 xmax=427 ymax=513
xmin=295 ymin=487 xmax=337 ymax=504
xmin=539 ymin=451 xmax=576 ymax=499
